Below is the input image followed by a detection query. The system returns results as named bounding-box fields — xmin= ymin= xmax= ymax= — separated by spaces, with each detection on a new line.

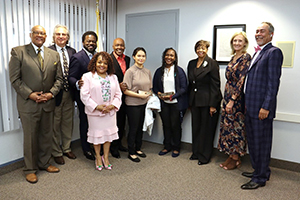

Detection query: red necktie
xmin=254 ymin=46 xmax=261 ymax=52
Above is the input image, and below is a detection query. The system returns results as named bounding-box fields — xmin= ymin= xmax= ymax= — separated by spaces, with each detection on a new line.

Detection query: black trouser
xmin=126 ymin=104 xmax=146 ymax=155
xmin=110 ymin=102 xmax=127 ymax=152
xmin=159 ymin=103 xmax=182 ymax=151
xmin=190 ymin=104 xmax=220 ymax=163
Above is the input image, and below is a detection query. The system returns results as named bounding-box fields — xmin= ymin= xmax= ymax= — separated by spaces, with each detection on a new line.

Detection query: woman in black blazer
xmin=187 ymin=40 xmax=222 ymax=165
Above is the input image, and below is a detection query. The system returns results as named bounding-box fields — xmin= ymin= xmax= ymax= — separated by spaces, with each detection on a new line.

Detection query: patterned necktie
xmin=61 ymin=48 xmax=69 ymax=91
xmin=37 ymin=48 xmax=44 ymax=70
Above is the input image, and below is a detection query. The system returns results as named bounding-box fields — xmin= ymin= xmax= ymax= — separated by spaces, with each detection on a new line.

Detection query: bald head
xmin=30 ymin=25 xmax=47 ymax=47
xmin=112 ymin=38 xmax=125 ymax=56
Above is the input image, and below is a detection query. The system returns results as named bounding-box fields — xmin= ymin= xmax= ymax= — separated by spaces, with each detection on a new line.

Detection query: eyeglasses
xmin=55 ymin=33 xmax=68 ymax=37
xmin=32 ymin=31 xmax=46 ymax=36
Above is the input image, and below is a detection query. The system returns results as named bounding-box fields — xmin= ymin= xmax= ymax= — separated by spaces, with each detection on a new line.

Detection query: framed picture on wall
xmin=213 ymin=24 xmax=246 ymax=65
xmin=276 ymin=41 xmax=296 ymax=68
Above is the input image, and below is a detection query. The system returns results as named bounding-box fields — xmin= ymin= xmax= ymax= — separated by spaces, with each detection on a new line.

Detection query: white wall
xmin=116 ymin=0 xmax=300 ymax=163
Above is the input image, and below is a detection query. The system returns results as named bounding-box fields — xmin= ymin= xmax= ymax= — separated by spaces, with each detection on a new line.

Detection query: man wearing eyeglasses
xmin=9 ymin=25 xmax=63 ymax=184
xmin=49 ymin=24 xmax=77 ymax=165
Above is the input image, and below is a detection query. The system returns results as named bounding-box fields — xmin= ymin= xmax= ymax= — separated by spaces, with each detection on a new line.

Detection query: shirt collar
xmin=31 ymin=43 xmax=44 ymax=52
xmin=259 ymin=42 xmax=271 ymax=51
xmin=113 ymin=51 xmax=125 ymax=59
xmin=55 ymin=44 xmax=66 ymax=52
xmin=83 ymin=48 xmax=95 ymax=57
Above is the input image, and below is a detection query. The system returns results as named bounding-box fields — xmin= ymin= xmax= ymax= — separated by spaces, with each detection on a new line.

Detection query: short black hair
xmin=132 ymin=47 xmax=146 ymax=57
xmin=82 ymin=31 xmax=98 ymax=42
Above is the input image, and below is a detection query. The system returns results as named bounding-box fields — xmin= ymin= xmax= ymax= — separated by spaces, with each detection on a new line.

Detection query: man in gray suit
xmin=9 ymin=25 xmax=63 ymax=184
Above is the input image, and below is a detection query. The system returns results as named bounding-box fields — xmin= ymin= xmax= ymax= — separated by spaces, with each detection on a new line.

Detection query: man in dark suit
xmin=9 ymin=25 xmax=63 ymax=183
xmin=241 ymin=22 xmax=283 ymax=189
xmin=49 ymin=24 xmax=77 ymax=165
xmin=110 ymin=38 xmax=130 ymax=158
xmin=68 ymin=31 xmax=98 ymax=160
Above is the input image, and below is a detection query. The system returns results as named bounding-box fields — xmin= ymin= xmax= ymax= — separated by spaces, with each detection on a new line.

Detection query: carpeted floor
xmin=0 ymin=141 xmax=300 ymax=200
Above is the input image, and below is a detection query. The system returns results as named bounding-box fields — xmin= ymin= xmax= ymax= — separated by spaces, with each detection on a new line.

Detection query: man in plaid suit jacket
xmin=241 ymin=22 xmax=283 ymax=190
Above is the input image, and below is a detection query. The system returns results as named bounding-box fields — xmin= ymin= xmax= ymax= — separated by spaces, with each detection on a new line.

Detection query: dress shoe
xmin=54 ymin=156 xmax=65 ymax=165
xmin=101 ymin=156 xmax=112 ymax=170
xmin=158 ymin=149 xmax=170 ymax=156
xmin=242 ymin=171 xmax=253 ymax=178
xmin=172 ymin=151 xmax=180 ymax=158
xmin=95 ymin=160 xmax=103 ymax=171
xmin=84 ymin=151 xmax=95 ymax=160
xmin=118 ymin=145 xmax=128 ymax=152
xmin=136 ymin=151 xmax=146 ymax=158
xmin=111 ymin=150 xmax=121 ymax=159
xmin=63 ymin=152 xmax=76 ymax=159
xmin=241 ymin=181 xmax=265 ymax=190
xmin=26 ymin=173 xmax=38 ymax=184
xmin=128 ymin=154 xmax=140 ymax=162
xmin=45 ymin=165 xmax=60 ymax=173
xmin=198 ymin=161 xmax=208 ymax=165
xmin=189 ymin=154 xmax=198 ymax=160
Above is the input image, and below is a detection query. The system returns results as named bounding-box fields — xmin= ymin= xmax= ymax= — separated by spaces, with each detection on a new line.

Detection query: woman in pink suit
xmin=80 ymin=52 xmax=122 ymax=171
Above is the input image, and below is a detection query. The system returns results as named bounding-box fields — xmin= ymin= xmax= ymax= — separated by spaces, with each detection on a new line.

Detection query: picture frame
xmin=276 ymin=41 xmax=296 ymax=68
xmin=213 ymin=24 xmax=246 ymax=65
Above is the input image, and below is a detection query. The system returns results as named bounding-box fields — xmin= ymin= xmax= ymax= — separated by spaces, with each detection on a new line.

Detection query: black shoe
xmin=172 ymin=151 xmax=180 ymax=158
xmin=84 ymin=151 xmax=95 ymax=160
xmin=189 ymin=154 xmax=198 ymax=160
xmin=128 ymin=154 xmax=140 ymax=162
xmin=111 ymin=151 xmax=121 ymax=159
xmin=241 ymin=181 xmax=265 ymax=190
xmin=136 ymin=151 xmax=146 ymax=158
xmin=158 ymin=149 xmax=170 ymax=156
xmin=198 ymin=160 xmax=208 ymax=165
xmin=118 ymin=145 xmax=128 ymax=152
xmin=242 ymin=171 xmax=253 ymax=178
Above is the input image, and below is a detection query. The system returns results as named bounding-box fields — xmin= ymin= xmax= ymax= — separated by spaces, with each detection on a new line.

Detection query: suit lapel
xmin=43 ymin=47 xmax=51 ymax=72
xmin=26 ymin=44 xmax=41 ymax=70
xmin=250 ymin=43 xmax=273 ymax=70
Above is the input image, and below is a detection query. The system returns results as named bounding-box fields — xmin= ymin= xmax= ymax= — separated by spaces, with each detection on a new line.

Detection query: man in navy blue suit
xmin=68 ymin=31 xmax=98 ymax=160
xmin=241 ymin=22 xmax=283 ymax=189
xmin=49 ymin=24 xmax=77 ymax=165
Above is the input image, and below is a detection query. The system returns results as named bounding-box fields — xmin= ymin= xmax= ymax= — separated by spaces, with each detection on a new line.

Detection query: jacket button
xmin=194 ymin=88 xmax=197 ymax=92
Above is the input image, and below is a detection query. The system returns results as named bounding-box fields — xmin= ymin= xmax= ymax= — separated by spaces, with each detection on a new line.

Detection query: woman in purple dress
xmin=218 ymin=32 xmax=251 ymax=170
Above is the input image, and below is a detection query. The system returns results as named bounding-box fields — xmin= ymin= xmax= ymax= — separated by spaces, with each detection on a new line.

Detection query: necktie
xmin=254 ymin=45 xmax=261 ymax=52
xmin=89 ymin=54 xmax=93 ymax=60
xmin=61 ymin=48 xmax=69 ymax=91
xmin=37 ymin=48 xmax=44 ymax=70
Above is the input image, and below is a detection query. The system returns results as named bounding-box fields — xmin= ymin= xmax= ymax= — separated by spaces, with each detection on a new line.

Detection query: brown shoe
xmin=26 ymin=173 xmax=38 ymax=184
xmin=54 ymin=156 xmax=65 ymax=165
xmin=45 ymin=165 xmax=60 ymax=173
xmin=63 ymin=151 xmax=77 ymax=159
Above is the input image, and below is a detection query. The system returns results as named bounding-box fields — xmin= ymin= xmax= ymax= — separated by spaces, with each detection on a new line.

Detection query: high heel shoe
xmin=220 ymin=157 xmax=232 ymax=168
xmin=95 ymin=160 xmax=103 ymax=171
xmin=223 ymin=157 xmax=241 ymax=170
xmin=101 ymin=156 xmax=112 ymax=170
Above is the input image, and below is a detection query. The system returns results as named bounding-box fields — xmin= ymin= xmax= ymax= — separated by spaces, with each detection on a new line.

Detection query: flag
xmin=96 ymin=0 xmax=104 ymax=52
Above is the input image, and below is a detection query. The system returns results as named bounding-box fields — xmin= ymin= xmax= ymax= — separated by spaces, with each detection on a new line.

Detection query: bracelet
xmin=230 ymin=97 xmax=236 ymax=101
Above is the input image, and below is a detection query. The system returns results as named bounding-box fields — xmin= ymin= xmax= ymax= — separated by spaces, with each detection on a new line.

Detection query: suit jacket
xmin=187 ymin=55 xmax=222 ymax=108
xmin=110 ymin=52 xmax=130 ymax=84
xmin=245 ymin=43 xmax=283 ymax=119
xmin=9 ymin=43 xmax=63 ymax=113
xmin=68 ymin=49 xmax=90 ymax=100
xmin=48 ymin=44 xmax=76 ymax=106
xmin=80 ymin=72 xmax=122 ymax=116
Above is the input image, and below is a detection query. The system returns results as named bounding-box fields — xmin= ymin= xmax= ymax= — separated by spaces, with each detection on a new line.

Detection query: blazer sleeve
xmin=49 ymin=51 xmax=63 ymax=96
xmin=69 ymin=55 xmax=81 ymax=89
xmin=209 ymin=59 xmax=222 ymax=108
xmin=80 ymin=73 xmax=98 ymax=114
xmin=9 ymin=47 xmax=33 ymax=100
xmin=262 ymin=48 xmax=283 ymax=110
xmin=152 ymin=67 xmax=162 ymax=95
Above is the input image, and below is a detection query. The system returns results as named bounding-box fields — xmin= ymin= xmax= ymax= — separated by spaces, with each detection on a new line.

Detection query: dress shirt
xmin=113 ymin=52 xmax=126 ymax=74
xmin=163 ymin=65 xmax=177 ymax=104
xmin=55 ymin=44 xmax=70 ymax=73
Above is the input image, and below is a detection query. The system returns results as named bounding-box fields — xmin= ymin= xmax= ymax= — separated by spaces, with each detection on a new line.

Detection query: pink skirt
xmin=87 ymin=114 xmax=119 ymax=145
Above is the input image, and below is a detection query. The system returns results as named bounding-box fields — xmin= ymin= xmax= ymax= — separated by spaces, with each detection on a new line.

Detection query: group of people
xmin=9 ymin=21 xmax=283 ymax=190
